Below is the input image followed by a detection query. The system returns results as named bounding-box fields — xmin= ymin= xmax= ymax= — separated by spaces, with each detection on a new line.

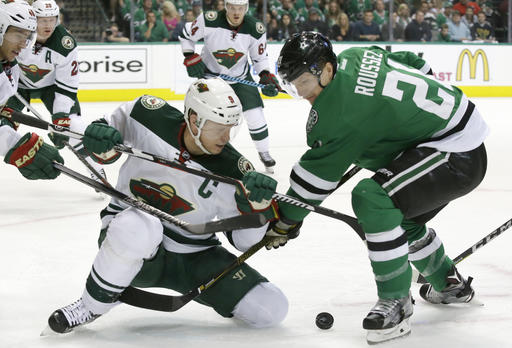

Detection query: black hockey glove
xmin=265 ymin=216 xmax=302 ymax=250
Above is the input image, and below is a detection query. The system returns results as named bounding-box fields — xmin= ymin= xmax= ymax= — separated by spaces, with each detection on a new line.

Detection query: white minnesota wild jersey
xmin=0 ymin=61 xmax=22 ymax=156
xmin=180 ymin=10 xmax=271 ymax=79
xmin=16 ymin=25 xmax=78 ymax=95
xmin=100 ymin=96 xmax=264 ymax=253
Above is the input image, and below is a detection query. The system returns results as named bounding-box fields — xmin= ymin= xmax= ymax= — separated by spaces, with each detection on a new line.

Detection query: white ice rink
xmin=1 ymin=97 xmax=511 ymax=348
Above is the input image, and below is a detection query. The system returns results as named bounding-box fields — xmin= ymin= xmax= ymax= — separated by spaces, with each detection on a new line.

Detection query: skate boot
xmin=258 ymin=151 xmax=276 ymax=173
xmin=363 ymin=293 xmax=414 ymax=345
xmin=419 ymin=266 xmax=474 ymax=304
xmin=48 ymin=298 xmax=100 ymax=334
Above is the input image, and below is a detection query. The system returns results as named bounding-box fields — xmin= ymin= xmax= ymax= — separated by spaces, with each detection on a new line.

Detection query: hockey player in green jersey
xmin=0 ymin=0 xmax=63 ymax=180
xmin=46 ymin=78 xmax=288 ymax=334
xmin=6 ymin=0 xmax=106 ymax=184
xmin=179 ymin=0 xmax=282 ymax=173
xmin=274 ymin=32 xmax=488 ymax=344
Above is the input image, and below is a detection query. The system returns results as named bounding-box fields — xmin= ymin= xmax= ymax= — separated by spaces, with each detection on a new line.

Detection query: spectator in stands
xmin=277 ymin=12 xmax=298 ymax=40
xmin=381 ymin=11 xmax=405 ymax=41
xmin=161 ymin=1 xmax=180 ymax=34
xmin=436 ymin=23 xmax=451 ymax=41
xmin=174 ymin=0 xmax=190 ymax=17
xmin=325 ymin=0 xmax=343 ymax=27
xmin=405 ymin=10 xmax=432 ymax=41
xmin=471 ymin=11 xmax=495 ymax=41
xmin=278 ymin=0 xmax=300 ymax=23
xmin=347 ymin=0 xmax=372 ymax=21
xmin=453 ymin=0 xmax=480 ymax=15
xmin=353 ymin=9 xmax=381 ymax=41
xmin=301 ymin=7 xmax=330 ymax=35
xmin=216 ymin=0 xmax=225 ymax=11
xmin=372 ymin=0 xmax=388 ymax=29
xmin=417 ymin=0 xmax=437 ymax=30
xmin=56 ymin=0 xmax=70 ymax=26
xmin=298 ymin=0 xmax=323 ymax=23
xmin=330 ymin=11 xmax=354 ymax=41
xmin=137 ymin=10 xmax=169 ymax=42
xmin=396 ymin=3 xmax=412 ymax=33
xmin=170 ymin=8 xmax=195 ymax=41
xmin=434 ymin=1 xmax=451 ymax=28
xmin=447 ymin=10 xmax=471 ymax=41
xmin=192 ymin=0 xmax=203 ymax=18
xmin=133 ymin=0 xmax=161 ymax=28
xmin=103 ymin=22 xmax=130 ymax=42
xmin=202 ymin=0 xmax=216 ymax=11
xmin=462 ymin=6 xmax=477 ymax=27
xmin=267 ymin=16 xmax=281 ymax=41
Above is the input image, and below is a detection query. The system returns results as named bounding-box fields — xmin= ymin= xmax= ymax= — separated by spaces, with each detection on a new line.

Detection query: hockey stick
xmin=211 ymin=73 xmax=288 ymax=94
xmin=53 ymin=162 xmax=266 ymax=234
xmin=13 ymin=92 xmax=109 ymax=187
xmin=119 ymin=235 xmax=273 ymax=312
xmin=413 ymin=218 xmax=512 ymax=284
xmin=7 ymin=110 xmax=364 ymax=237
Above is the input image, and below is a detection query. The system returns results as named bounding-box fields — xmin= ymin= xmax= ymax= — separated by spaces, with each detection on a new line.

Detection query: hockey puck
xmin=315 ymin=312 xmax=334 ymax=330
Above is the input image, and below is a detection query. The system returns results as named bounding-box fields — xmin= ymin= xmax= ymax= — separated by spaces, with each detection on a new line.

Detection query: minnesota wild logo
xmin=130 ymin=179 xmax=194 ymax=216
xmin=196 ymin=82 xmax=209 ymax=93
xmin=19 ymin=63 xmax=51 ymax=84
xmin=213 ymin=48 xmax=244 ymax=69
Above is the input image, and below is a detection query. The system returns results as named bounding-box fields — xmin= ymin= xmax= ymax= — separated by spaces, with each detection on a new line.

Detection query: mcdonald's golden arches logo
xmin=456 ymin=49 xmax=489 ymax=81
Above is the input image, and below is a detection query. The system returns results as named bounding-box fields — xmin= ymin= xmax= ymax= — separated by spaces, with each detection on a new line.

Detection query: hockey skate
xmin=419 ymin=266 xmax=474 ymax=304
xmin=48 ymin=298 xmax=100 ymax=334
xmin=363 ymin=293 xmax=414 ymax=345
xmin=258 ymin=151 xmax=276 ymax=173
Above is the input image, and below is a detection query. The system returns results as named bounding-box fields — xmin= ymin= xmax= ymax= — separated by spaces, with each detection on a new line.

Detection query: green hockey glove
xmin=4 ymin=132 xmax=64 ymax=180
xmin=235 ymin=171 xmax=279 ymax=222
xmin=259 ymin=70 xmax=282 ymax=97
xmin=48 ymin=112 xmax=71 ymax=149
xmin=183 ymin=53 xmax=206 ymax=78
xmin=83 ymin=121 xmax=123 ymax=164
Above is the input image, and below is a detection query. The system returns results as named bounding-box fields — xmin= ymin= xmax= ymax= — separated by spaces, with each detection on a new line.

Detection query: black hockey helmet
xmin=277 ymin=31 xmax=337 ymax=84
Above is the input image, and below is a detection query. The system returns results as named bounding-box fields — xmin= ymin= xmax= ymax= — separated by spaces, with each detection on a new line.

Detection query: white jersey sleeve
xmin=179 ymin=14 xmax=205 ymax=53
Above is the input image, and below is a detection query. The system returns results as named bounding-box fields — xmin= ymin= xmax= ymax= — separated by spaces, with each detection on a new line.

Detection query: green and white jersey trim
xmin=290 ymin=162 xmax=338 ymax=201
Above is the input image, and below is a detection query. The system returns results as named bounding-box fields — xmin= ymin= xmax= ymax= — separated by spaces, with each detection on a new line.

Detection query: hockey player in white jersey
xmin=47 ymin=78 xmax=289 ymax=334
xmin=179 ymin=0 xmax=281 ymax=173
xmin=0 ymin=0 xmax=63 ymax=180
xmin=6 ymin=0 xmax=106 ymax=183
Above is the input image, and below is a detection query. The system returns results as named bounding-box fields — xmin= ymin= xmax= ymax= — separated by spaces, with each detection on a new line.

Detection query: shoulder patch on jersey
xmin=141 ymin=95 xmax=166 ymax=110
xmin=61 ymin=35 xmax=75 ymax=49
xmin=205 ymin=11 xmax=217 ymax=21
xmin=238 ymin=157 xmax=254 ymax=175
xmin=256 ymin=21 xmax=265 ymax=34
xmin=306 ymin=109 xmax=318 ymax=133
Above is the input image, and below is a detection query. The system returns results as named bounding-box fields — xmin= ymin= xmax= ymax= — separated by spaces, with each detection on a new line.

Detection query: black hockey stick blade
xmin=120 ymin=286 xmax=198 ymax=312
xmin=414 ymin=218 xmax=512 ymax=284
xmin=119 ymin=236 xmax=271 ymax=312
xmin=54 ymin=163 xmax=266 ymax=234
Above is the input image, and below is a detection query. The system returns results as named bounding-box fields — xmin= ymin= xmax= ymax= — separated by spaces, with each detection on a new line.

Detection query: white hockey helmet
xmin=184 ymin=77 xmax=242 ymax=154
xmin=225 ymin=0 xmax=248 ymax=12
xmin=32 ymin=0 xmax=60 ymax=17
xmin=0 ymin=0 xmax=37 ymax=46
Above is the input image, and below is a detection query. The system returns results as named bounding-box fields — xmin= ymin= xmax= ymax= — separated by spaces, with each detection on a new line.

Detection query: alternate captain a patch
xmin=141 ymin=95 xmax=166 ymax=110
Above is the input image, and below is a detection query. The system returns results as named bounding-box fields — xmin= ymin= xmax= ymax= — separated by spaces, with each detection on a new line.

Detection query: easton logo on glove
xmin=8 ymin=133 xmax=44 ymax=168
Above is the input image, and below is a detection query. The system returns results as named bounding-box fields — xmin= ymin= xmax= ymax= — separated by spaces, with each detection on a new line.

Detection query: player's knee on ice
xmin=106 ymin=207 xmax=163 ymax=260
xmin=351 ymin=178 xmax=403 ymax=234
xmin=232 ymin=282 xmax=288 ymax=328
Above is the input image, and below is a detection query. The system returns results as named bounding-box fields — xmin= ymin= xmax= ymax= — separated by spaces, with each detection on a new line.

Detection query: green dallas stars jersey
xmin=100 ymin=96 xmax=260 ymax=253
xmin=281 ymin=46 xmax=489 ymax=222
xmin=179 ymin=10 xmax=270 ymax=80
